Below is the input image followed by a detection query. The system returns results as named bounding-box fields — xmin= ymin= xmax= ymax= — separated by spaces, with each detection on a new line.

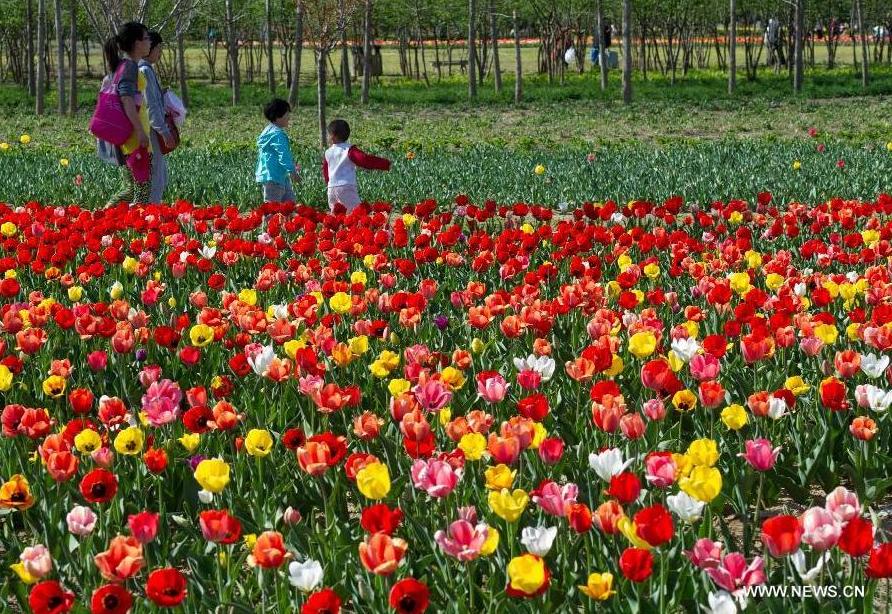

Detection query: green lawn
xmin=1 ymin=67 xmax=890 ymax=208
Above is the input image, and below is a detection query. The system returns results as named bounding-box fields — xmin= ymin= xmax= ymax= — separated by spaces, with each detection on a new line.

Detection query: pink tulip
xmin=739 ymin=438 xmax=781 ymax=471
xmin=800 ymin=507 xmax=842 ymax=550
xmin=87 ymin=350 xmax=108 ymax=371
xmin=91 ymin=447 xmax=115 ymax=468
xmin=799 ymin=336 xmax=824 ymax=357
xmin=138 ymin=365 xmax=163 ymax=388
xmin=128 ymin=511 xmax=160 ymax=544
xmin=644 ymin=453 xmax=678 ymax=488
xmin=689 ymin=353 xmax=720 ymax=380
xmin=854 ymin=385 xmax=872 ymax=409
xmin=643 ymin=398 xmax=666 ymax=421
xmin=705 ymin=553 xmax=766 ymax=592
xmin=411 ymin=459 xmax=461 ymax=498
xmin=282 ymin=506 xmax=303 ymax=525
xmin=412 ymin=379 xmax=452 ymax=413
xmin=686 ymin=538 xmax=723 ymax=569
xmin=20 ymin=545 xmax=53 ymax=578
xmin=67 ymin=505 xmax=98 ymax=536
xmin=531 ymin=480 xmax=578 ymax=517
xmin=141 ymin=379 xmax=183 ymax=427
xmin=824 ymin=487 xmax=861 ymax=524
xmin=434 ymin=512 xmax=488 ymax=561
xmin=477 ymin=372 xmax=508 ymax=404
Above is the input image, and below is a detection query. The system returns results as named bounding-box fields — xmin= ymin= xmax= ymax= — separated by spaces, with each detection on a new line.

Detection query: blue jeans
xmin=262 ymin=181 xmax=295 ymax=203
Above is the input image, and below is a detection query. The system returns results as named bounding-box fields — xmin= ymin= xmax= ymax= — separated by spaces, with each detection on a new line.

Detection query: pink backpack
xmin=89 ymin=63 xmax=133 ymax=146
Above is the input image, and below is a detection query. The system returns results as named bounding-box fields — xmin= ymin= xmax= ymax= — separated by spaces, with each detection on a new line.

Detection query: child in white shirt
xmin=322 ymin=119 xmax=391 ymax=212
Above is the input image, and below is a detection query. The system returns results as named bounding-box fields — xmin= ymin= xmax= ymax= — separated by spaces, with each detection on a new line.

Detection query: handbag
xmin=88 ymin=63 xmax=133 ymax=146
xmin=155 ymin=114 xmax=180 ymax=155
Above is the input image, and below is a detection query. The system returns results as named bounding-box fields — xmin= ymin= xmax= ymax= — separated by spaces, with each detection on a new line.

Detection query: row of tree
xmin=1 ymin=0 xmax=890 ymax=146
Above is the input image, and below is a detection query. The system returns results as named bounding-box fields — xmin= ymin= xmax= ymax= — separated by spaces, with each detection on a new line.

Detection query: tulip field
xmin=4 ymin=190 xmax=892 ymax=614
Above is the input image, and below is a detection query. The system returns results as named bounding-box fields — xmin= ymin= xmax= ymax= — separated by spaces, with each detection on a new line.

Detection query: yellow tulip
xmin=194 ymin=458 xmax=230 ymax=493
xmin=579 ymin=572 xmax=615 ymax=600
xmin=356 ymin=462 xmax=391 ymax=499
xmin=507 ymin=554 xmax=547 ymax=595
xmin=0 ymin=365 xmax=12 ymax=392
xmin=74 ymin=429 xmax=102 ymax=454
xmin=679 ymin=465 xmax=722 ymax=503
xmin=488 ymin=488 xmax=529 ymax=523
xmin=238 ymin=289 xmax=257 ymax=306
xmin=720 ymin=405 xmax=748 ymax=430
xmin=113 ymin=426 xmax=144 ymax=455
xmin=628 ymin=331 xmax=657 ymax=359
xmin=458 ymin=433 xmax=487 ymax=461
xmin=42 ymin=375 xmax=66 ymax=398
xmin=329 ymin=292 xmax=352 ymax=314
xmin=189 ymin=323 xmax=215 ymax=347
xmin=484 ymin=464 xmax=516 ymax=491
xmin=686 ymin=438 xmax=719 ymax=467
xmin=245 ymin=429 xmax=274 ymax=457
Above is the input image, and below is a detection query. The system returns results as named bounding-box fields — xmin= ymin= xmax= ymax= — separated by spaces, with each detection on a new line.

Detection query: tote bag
xmin=88 ymin=63 xmax=132 ymax=146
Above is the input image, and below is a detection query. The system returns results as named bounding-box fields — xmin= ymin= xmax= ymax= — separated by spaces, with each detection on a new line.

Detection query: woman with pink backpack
xmin=91 ymin=22 xmax=152 ymax=206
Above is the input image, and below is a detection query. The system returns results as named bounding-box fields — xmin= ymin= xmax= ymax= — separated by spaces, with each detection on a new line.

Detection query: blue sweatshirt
xmin=255 ymin=124 xmax=295 ymax=186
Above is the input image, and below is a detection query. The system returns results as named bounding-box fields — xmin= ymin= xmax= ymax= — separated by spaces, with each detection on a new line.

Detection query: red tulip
xmin=145 ymin=567 xmax=187 ymax=607
xmin=199 ymin=509 xmax=242 ymax=544
xmin=619 ymin=547 xmax=654 ymax=582
xmin=606 ymin=471 xmax=641 ymax=505
xmin=866 ymin=543 xmax=892 ymax=578
xmin=360 ymin=504 xmax=404 ymax=535
xmin=761 ymin=515 xmax=803 ymax=557
xmin=302 ymin=588 xmax=342 ymax=614
xmin=90 ymin=584 xmax=133 ymax=614
xmin=29 ymin=581 xmax=75 ymax=614
xmin=634 ymin=504 xmax=675 ymax=547
xmin=389 ymin=577 xmax=430 ymax=614
xmin=128 ymin=511 xmax=160 ymax=544
xmin=838 ymin=516 xmax=874 ymax=558
xmin=79 ymin=468 xmax=118 ymax=504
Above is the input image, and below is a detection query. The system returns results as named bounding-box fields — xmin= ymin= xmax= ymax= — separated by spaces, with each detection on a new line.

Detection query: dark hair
xmin=327 ymin=119 xmax=350 ymax=142
xmin=263 ymin=98 xmax=291 ymax=123
xmin=104 ymin=21 xmax=148 ymax=73
xmin=148 ymin=31 xmax=163 ymax=51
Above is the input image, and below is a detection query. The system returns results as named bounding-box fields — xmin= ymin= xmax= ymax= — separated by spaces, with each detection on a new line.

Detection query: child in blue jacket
xmin=255 ymin=99 xmax=300 ymax=203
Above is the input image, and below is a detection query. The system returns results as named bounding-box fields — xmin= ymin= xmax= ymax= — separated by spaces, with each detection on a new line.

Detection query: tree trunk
xmin=728 ymin=0 xmax=736 ymax=94
xmin=513 ymin=9 xmax=522 ymax=103
xmin=490 ymin=0 xmax=501 ymax=93
xmin=468 ymin=0 xmax=477 ymax=99
xmin=36 ymin=0 xmax=46 ymax=114
xmin=176 ymin=29 xmax=188 ymax=106
xmin=622 ymin=0 xmax=632 ymax=104
xmin=289 ymin=1 xmax=304 ymax=107
xmin=225 ymin=0 xmax=240 ymax=104
xmin=68 ymin=0 xmax=76 ymax=114
xmin=361 ymin=0 xmax=372 ymax=104
xmin=265 ymin=0 xmax=275 ymax=92
xmin=596 ymin=0 xmax=607 ymax=91
xmin=855 ymin=0 xmax=868 ymax=87
xmin=27 ymin=0 xmax=36 ymax=97
xmin=793 ymin=0 xmax=803 ymax=92
xmin=340 ymin=0 xmax=351 ymax=96
xmin=317 ymin=49 xmax=328 ymax=149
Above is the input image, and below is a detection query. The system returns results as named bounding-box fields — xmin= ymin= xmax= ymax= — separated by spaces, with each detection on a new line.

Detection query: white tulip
xmin=667 ymin=491 xmax=705 ymax=523
xmin=861 ymin=353 xmax=890 ymax=379
xmin=703 ymin=591 xmax=737 ymax=614
xmin=520 ymin=526 xmax=558 ymax=557
xmin=288 ymin=559 xmax=324 ymax=592
xmin=588 ymin=448 xmax=633 ymax=482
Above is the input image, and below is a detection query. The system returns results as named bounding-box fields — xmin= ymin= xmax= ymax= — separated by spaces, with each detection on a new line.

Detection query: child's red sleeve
xmin=348 ymin=146 xmax=391 ymax=171
xmin=322 ymin=157 xmax=329 ymax=184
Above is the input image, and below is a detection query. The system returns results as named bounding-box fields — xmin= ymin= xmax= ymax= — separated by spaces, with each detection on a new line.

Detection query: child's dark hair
xmin=264 ymin=98 xmax=291 ymax=123
xmin=327 ymin=119 xmax=350 ymax=142
xmin=104 ymin=21 xmax=148 ymax=73
xmin=148 ymin=31 xmax=163 ymax=51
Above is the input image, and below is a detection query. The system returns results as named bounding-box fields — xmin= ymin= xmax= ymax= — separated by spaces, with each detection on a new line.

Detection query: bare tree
xmin=793 ymin=0 xmax=804 ymax=92
xmin=361 ymin=0 xmax=371 ymax=104
xmin=36 ymin=0 xmax=46 ymax=114
xmin=513 ymin=8 xmax=521 ymax=102
xmin=54 ymin=0 xmax=66 ymax=113
xmin=596 ymin=0 xmax=607 ymax=91
xmin=490 ymin=0 xmax=501 ymax=93
xmin=265 ymin=0 xmax=275 ymax=92
xmin=27 ymin=0 xmax=36 ymax=96
xmin=175 ymin=0 xmax=194 ymax=106
xmin=224 ymin=0 xmax=240 ymax=104
xmin=468 ymin=0 xmax=477 ymax=99
xmin=339 ymin=0 xmax=351 ymax=96
xmin=728 ymin=0 xmax=736 ymax=94
xmin=303 ymin=0 xmax=361 ymax=148
xmin=69 ymin=0 xmax=77 ymax=115
xmin=289 ymin=0 xmax=305 ymax=107
xmin=622 ymin=0 xmax=631 ymax=103
xmin=855 ymin=0 xmax=868 ymax=86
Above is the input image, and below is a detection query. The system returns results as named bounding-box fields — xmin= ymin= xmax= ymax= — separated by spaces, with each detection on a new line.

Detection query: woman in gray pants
xmin=139 ymin=31 xmax=175 ymax=203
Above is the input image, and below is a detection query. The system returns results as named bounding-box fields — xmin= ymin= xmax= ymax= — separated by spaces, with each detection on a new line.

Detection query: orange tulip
xmin=251 ymin=531 xmax=289 ymax=568
xmin=94 ymin=535 xmax=144 ymax=582
xmin=296 ymin=441 xmax=332 ymax=476
xmin=358 ymin=532 xmax=408 ymax=575
xmin=0 ymin=474 xmax=35 ymax=510
xmin=851 ymin=416 xmax=878 ymax=441
xmin=488 ymin=433 xmax=521 ymax=465
xmin=834 ymin=350 xmax=861 ymax=378
xmin=594 ymin=500 xmax=625 ymax=535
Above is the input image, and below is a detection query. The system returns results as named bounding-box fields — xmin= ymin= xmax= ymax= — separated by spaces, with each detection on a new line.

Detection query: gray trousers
xmin=149 ymin=132 xmax=168 ymax=204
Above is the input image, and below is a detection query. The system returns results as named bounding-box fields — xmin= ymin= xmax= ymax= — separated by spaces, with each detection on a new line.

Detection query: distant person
xmin=323 ymin=119 xmax=390 ymax=213
xmin=99 ymin=22 xmax=152 ymax=206
xmin=255 ymin=98 xmax=300 ymax=203
xmin=140 ymin=31 xmax=175 ymax=203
